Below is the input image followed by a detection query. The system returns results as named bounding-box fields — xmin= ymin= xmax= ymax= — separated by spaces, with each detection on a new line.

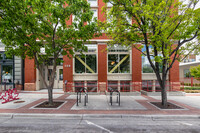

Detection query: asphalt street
xmin=0 ymin=115 xmax=200 ymax=133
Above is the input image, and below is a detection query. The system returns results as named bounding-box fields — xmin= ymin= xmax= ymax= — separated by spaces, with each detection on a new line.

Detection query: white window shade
xmin=88 ymin=0 xmax=97 ymax=7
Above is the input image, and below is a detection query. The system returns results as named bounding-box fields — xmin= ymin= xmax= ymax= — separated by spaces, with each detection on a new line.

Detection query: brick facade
xmin=98 ymin=44 xmax=107 ymax=92
xmin=63 ymin=53 xmax=73 ymax=91
xmin=24 ymin=0 xmax=179 ymax=92
xmin=24 ymin=57 xmax=36 ymax=91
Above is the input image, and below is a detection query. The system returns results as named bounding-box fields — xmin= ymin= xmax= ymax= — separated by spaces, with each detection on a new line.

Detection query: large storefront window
xmin=2 ymin=65 xmax=13 ymax=83
xmin=0 ymin=52 xmax=14 ymax=86
xmin=108 ymin=54 xmax=130 ymax=73
xmin=108 ymin=44 xmax=130 ymax=74
xmin=75 ymin=54 xmax=97 ymax=73
xmin=75 ymin=44 xmax=97 ymax=74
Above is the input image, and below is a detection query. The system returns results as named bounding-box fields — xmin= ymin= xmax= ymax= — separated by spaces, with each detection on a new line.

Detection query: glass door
xmin=46 ymin=66 xmax=63 ymax=89
xmin=58 ymin=67 xmax=63 ymax=89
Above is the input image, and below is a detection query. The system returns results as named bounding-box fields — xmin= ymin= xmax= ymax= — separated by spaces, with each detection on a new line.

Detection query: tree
xmin=190 ymin=65 xmax=200 ymax=80
xmin=0 ymin=0 xmax=99 ymax=106
xmin=102 ymin=0 xmax=200 ymax=106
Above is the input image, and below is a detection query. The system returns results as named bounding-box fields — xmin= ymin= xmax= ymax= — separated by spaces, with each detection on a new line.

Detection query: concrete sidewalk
xmin=0 ymin=90 xmax=200 ymax=116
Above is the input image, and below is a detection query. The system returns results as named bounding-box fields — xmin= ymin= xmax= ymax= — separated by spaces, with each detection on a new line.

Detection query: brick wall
xmin=24 ymin=57 xmax=36 ymax=91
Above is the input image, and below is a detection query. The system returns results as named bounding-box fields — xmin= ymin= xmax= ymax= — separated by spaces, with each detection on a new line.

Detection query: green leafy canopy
xmin=0 ymin=0 xmax=100 ymax=64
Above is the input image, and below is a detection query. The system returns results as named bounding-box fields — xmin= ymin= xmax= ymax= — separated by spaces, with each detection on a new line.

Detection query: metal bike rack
xmin=76 ymin=87 xmax=88 ymax=106
xmin=108 ymin=87 xmax=120 ymax=106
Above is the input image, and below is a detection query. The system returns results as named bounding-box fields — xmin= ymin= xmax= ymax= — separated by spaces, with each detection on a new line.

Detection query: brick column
xmin=169 ymin=55 xmax=180 ymax=91
xmin=98 ymin=0 xmax=106 ymax=22
xmin=24 ymin=57 xmax=36 ymax=91
xmin=132 ymin=45 xmax=142 ymax=91
xmin=98 ymin=44 xmax=107 ymax=92
xmin=63 ymin=54 xmax=73 ymax=92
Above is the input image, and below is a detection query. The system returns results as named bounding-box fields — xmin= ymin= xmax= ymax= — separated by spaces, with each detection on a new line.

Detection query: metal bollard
xmin=119 ymin=92 xmax=120 ymax=106
xmin=79 ymin=91 xmax=81 ymax=103
xmin=110 ymin=92 xmax=112 ymax=105
xmin=84 ymin=94 xmax=87 ymax=106
xmin=86 ymin=93 xmax=88 ymax=103
xmin=116 ymin=93 xmax=118 ymax=103
xmin=77 ymin=91 xmax=79 ymax=106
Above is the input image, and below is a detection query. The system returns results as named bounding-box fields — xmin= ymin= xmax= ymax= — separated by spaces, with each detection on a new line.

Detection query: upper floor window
xmin=72 ymin=10 xmax=97 ymax=24
xmin=108 ymin=44 xmax=129 ymax=52
xmin=91 ymin=9 xmax=98 ymax=22
xmin=88 ymin=0 xmax=98 ymax=7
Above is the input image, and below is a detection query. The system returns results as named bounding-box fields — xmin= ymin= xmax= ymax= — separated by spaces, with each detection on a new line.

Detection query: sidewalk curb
xmin=0 ymin=113 xmax=200 ymax=120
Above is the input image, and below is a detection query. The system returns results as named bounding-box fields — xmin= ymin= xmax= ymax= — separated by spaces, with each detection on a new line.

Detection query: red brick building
xmin=24 ymin=0 xmax=179 ymax=92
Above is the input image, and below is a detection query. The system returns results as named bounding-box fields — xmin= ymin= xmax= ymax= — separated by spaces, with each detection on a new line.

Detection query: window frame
xmin=107 ymin=45 xmax=130 ymax=74
xmin=74 ymin=44 xmax=98 ymax=74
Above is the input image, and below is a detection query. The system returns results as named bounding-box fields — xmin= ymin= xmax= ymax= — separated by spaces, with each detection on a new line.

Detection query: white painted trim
xmin=179 ymin=61 xmax=200 ymax=66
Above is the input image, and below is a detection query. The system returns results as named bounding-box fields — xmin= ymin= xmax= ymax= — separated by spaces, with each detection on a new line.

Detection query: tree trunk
xmin=161 ymin=82 xmax=167 ymax=107
xmin=47 ymin=86 xmax=53 ymax=106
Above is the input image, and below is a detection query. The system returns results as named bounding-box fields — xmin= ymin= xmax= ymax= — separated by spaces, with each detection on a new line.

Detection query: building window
xmin=74 ymin=81 xmax=84 ymax=92
xmin=59 ymin=69 xmax=63 ymax=80
xmin=108 ymin=54 xmax=130 ymax=73
xmin=108 ymin=44 xmax=130 ymax=74
xmin=120 ymin=81 xmax=130 ymax=92
xmin=2 ymin=65 xmax=13 ymax=83
xmin=107 ymin=81 xmax=130 ymax=92
xmin=184 ymin=69 xmax=191 ymax=78
xmin=142 ymin=80 xmax=153 ymax=91
xmin=74 ymin=81 xmax=97 ymax=92
xmin=75 ymin=54 xmax=97 ymax=73
xmin=91 ymin=9 xmax=98 ymax=22
xmin=88 ymin=0 xmax=97 ymax=7
xmin=75 ymin=44 xmax=97 ymax=74
xmin=108 ymin=81 xmax=118 ymax=91
xmin=87 ymin=81 xmax=97 ymax=92
xmin=142 ymin=56 xmax=154 ymax=73
xmin=142 ymin=46 xmax=163 ymax=73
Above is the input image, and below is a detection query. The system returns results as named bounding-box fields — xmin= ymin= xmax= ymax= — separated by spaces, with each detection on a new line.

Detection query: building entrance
xmin=45 ymin=66 xmax=63 ymax=89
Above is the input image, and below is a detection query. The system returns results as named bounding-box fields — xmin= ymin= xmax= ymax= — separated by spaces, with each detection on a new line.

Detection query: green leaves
xmin=190 ymin=65 xmax=200 ymax=80
xmin=0 ymin=0 xmax=99 ymax=63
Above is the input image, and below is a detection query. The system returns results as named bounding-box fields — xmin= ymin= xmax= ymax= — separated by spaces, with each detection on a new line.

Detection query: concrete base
xmin=141 ymin=90 xmax=185 ymax=96
xmin=24 ymin=83 xmax=36 ymax=91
